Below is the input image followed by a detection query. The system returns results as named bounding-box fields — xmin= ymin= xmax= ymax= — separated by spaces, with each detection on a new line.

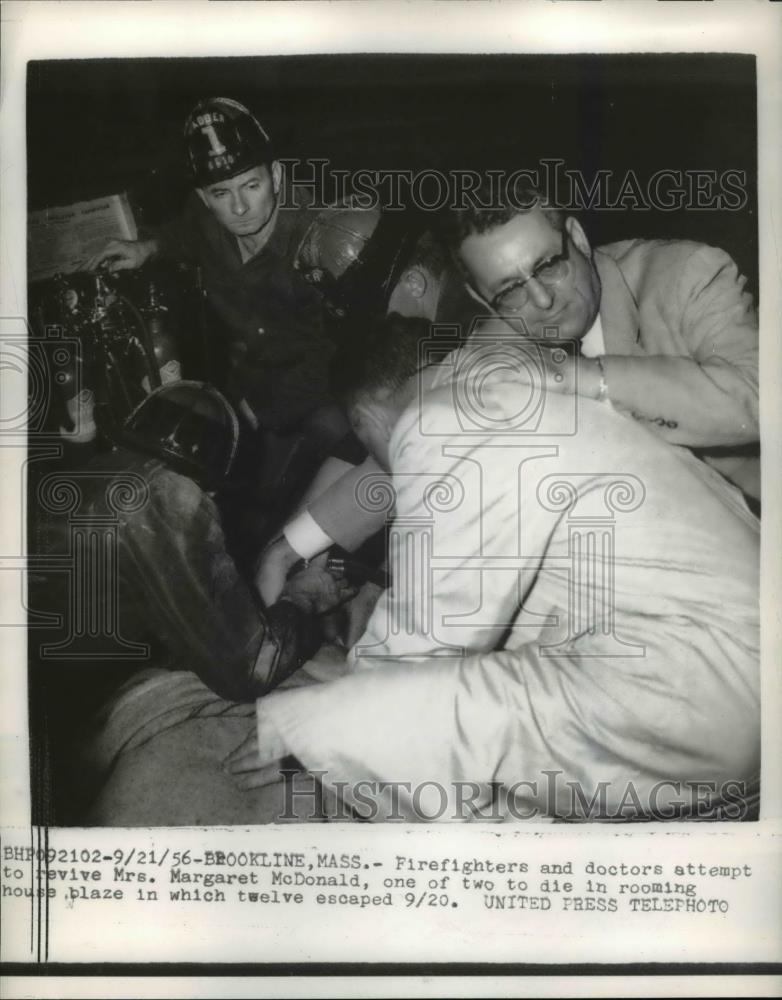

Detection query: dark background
xmin=27 ymin=53 xmax=757 ymax=295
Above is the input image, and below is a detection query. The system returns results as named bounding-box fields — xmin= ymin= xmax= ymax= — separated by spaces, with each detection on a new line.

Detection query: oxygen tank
xmin=142 ymin=281 xmax=181 ymax=391
xmin=56 ymin=342 xmax=97 ymax=445
xmin=52 ymin=277 xmax=97 ymax=444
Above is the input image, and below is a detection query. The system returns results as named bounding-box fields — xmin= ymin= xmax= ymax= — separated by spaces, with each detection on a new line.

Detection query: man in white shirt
xmin=258 ymin=183 xmax=759 ymax=605
xmin=228 ymin=314 xmax=760 ymax=822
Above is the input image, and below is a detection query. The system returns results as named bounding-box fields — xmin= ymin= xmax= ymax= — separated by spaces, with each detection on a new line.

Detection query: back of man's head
xmin=335 ymin=313 xmax=435 ymax=467
xmin=337 ymin=312 xmax=432 ymax=411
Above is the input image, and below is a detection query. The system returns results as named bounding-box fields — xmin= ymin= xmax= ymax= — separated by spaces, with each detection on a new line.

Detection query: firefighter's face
xmin=197 ymin=162 xmax=281 ymax=238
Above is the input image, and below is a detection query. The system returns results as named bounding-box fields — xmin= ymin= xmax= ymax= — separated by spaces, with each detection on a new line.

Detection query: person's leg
xmin=87 ymin=715 xmax=312 ymax=826
xmin=85 ymin=666 xmax=348 ymax=826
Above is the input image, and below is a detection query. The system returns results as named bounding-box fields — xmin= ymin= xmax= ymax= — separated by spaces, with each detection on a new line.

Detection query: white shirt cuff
xmin=283 ymin=509 xmax=335 ymax=560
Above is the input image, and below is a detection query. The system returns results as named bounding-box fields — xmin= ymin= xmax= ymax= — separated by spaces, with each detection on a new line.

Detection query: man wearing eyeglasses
xmin=256 ymin=182 xmax=759 ymax=608
xmin=228 ymin=314 xmax=760 ymax=822
xmin=448 ymin=187 xmax=759 ymax=506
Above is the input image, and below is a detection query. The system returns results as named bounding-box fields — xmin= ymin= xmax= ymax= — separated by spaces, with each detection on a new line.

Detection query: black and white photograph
xmin=1 ymin=0 xmax=781 ymax=993
xmin=23 ymin=42 xmax=763 ymax=829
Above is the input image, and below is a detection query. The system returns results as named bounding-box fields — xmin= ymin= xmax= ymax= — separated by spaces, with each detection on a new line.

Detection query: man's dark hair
xmin=333 ymin=312 xmax=433 ymax=407
xmin=438 ymin=176 xmax=565 ymax=254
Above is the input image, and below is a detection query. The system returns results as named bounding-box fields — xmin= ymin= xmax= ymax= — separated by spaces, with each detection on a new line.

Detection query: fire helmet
xmin=296 ymin=206 xmax=381 ymax=281
xmin=184 ymin=97 xmax=274 ymax=188
xmin=295 ymin=204 xmax=418 ymax=319
xmin=119 ymin=380 xmax=239 ymax=492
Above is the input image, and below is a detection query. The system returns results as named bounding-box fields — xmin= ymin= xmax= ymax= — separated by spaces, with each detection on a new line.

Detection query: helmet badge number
xmin=201 ymin=124 xmax=227 ymax=157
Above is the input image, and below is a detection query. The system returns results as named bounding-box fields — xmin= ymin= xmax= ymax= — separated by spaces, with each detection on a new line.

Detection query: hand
xmin=85 ymin=238 xmax=158 ymax=274
xmin=224 ymin=721 xmax=288 ymax=790
xmin=281 ymin=563 xmax=358 ymax=616
xmin=255 ymin=535 xmax=301 ymax=605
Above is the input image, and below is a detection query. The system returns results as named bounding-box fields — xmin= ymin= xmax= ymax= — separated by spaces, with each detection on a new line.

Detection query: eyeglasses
xmin=488 ymin=231 xmax=571 ymax=314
